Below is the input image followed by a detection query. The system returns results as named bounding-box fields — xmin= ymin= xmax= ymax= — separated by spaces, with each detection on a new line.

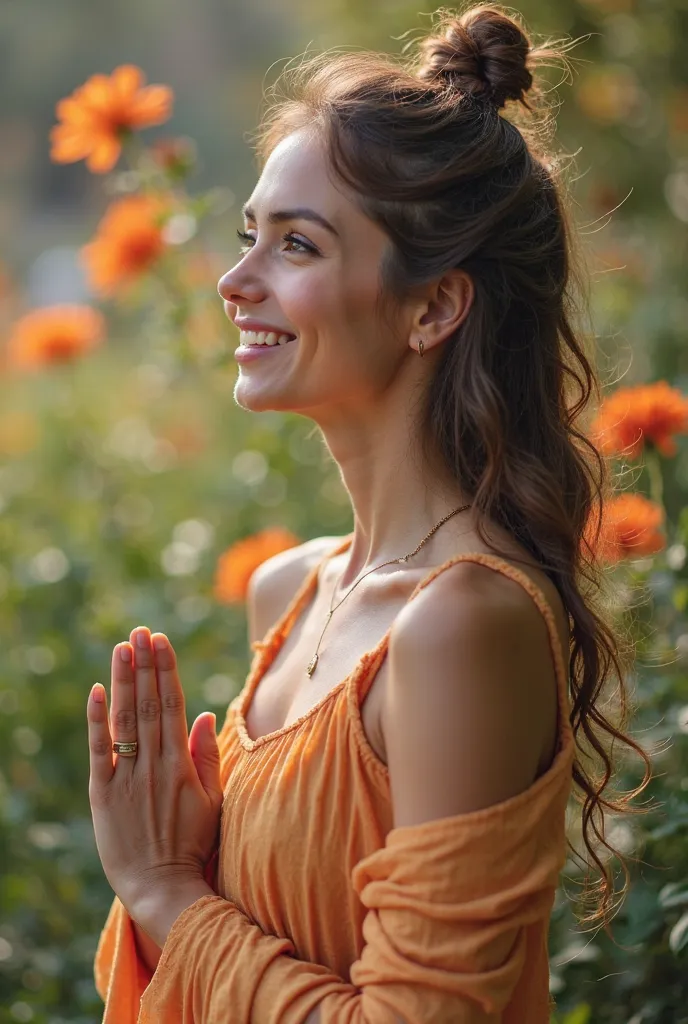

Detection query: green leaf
xmin=678 ymin=506 xmax=688 ymax=546
xmin=613 ymin=883 xmax=664 ymax=946
xmin=658 ymin=881 xmax=688 ymax=909
xmin=561 ymin=1005 xmax=591 ymax=1024
xmin=672 ymin=583 xmax=688 ymax=612
xmin=669 ymin=911 xmax=688 ymax=954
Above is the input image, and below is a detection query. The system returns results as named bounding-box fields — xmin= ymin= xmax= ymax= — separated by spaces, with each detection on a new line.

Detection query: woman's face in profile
xmin=217 ymin=128 xmax=410 ymax=418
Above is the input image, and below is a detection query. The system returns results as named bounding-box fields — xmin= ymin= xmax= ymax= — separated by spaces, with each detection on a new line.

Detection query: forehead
xmin=248 ymin=129 xmax=351 ymax=224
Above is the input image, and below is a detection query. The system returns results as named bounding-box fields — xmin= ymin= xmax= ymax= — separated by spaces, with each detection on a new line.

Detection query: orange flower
xmin=5 ymin=305 xmax=105 ymax=370
xmin=81 ymin=194 xmax=169 ymax=296
xmin=50 ymin=65 xmax=173 ymax=174
xmin=590 ymin=381 xmax=688 ymax=460
xmin=584 ymin=493 xmax=666 ymax=564
xmin=213 ymin=527 xmax=302 ymax=604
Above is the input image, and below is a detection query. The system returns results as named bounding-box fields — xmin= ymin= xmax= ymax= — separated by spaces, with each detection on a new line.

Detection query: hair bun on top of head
xmin=416 ymin=4 xmax=534 ymax=111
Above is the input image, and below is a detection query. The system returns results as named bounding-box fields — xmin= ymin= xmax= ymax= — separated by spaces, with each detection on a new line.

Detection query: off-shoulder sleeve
xmin=137 ymin=760 xmax=572 ymax=1024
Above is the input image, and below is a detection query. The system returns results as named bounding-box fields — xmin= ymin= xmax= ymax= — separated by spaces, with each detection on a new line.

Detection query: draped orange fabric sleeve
xmin=94 ymin=897 xmax=155 ymax=1016
xmin=95 ymin=749 xmax=571 ymax=1024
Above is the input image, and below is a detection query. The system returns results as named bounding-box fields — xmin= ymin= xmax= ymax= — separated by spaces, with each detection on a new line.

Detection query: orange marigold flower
xmin=50 ymin=65 xmax=173 ymax=174
xmin=213 ymin=527 xmax=302 ymax=604
xmin=81 ymin=194 xmax=169 ymax=296
xmin=584 ymin=493 xmax=665 ymax=564
xmin=5 ymin=305 xmax=105 ymax=370
xmin=590 ymin=380 xmax=688 ymax=460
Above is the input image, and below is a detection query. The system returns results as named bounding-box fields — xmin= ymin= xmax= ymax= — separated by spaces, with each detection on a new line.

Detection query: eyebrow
xmin=242 ymin=203 xmax=340 ymax=239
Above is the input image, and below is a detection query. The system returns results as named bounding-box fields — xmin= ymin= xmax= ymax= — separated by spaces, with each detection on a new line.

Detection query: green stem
xmin=120 ymin=132 xmax=145 ymax=174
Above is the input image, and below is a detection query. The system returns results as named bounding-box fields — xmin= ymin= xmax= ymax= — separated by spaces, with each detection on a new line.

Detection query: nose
xmin=217 ymin=264 xmax=265 ymax=308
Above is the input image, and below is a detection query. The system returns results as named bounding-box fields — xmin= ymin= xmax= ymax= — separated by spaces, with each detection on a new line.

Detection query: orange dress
xmin=95 ymin=533 xmax=575 ymax=1022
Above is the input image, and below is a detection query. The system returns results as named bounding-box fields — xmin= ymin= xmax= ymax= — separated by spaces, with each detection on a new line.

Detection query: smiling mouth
xmin=238 ymin=329 xmax=297 ymax=347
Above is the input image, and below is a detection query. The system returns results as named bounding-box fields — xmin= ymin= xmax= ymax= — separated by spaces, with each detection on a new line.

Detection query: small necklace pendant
xmin=306 ymin=653 xmax=319 ymax=677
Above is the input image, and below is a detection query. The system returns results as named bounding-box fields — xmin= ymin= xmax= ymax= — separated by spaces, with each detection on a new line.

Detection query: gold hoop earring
xmin=418 ymin=338 xmax=425 ymax=358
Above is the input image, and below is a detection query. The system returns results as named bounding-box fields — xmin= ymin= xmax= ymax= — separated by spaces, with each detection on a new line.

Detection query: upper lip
xmin=234 ymin=318 xmax=296 ymax=339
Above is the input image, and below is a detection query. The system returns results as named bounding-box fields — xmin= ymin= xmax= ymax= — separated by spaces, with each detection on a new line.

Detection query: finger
xmin=110 ymin=641 xmax=137 ymax=768
xmin=87 ymin=682 xmax=114 ymax=785
xmin=150 ymin=633 xmax=188 ymax=758
xmin=189 ymin=713 xmax=223 ymax=805
xmin=130 ymin=626 xmax=161 ymax=763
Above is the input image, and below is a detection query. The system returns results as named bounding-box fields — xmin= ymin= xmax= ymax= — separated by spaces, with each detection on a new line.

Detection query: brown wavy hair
xmin=249 ymin=2 xmax=653 ymax=930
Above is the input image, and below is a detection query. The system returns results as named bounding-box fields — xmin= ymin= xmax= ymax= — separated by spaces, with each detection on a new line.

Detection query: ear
xmin=411 ymin=269 xmax=474 ymax=353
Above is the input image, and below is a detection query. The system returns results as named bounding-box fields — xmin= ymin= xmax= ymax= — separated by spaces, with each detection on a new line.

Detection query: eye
xmin=235 ymin=229 xmax=318 ymax=256
xmin=235 ymin=229 xmax=255 ymax=255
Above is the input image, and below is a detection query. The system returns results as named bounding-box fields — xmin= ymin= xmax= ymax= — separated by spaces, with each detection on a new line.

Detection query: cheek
xmin=282 ymin=273 xmax=332 ymax=326
xmin=281 ymin=259 xmax=381 ymax=334
xmin=320 ymin=265 xmax=383 ymax=340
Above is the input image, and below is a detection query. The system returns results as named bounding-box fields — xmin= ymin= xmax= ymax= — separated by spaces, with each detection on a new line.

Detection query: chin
xmin=232 ymin=376 xmax=296 ymax=414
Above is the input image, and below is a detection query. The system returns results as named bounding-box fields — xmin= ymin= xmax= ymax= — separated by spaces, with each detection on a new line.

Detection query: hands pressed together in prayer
xmin=87 ymin=627 xmax=223 ymax=948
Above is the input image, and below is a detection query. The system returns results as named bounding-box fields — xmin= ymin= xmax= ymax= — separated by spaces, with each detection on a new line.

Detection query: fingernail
xmin=92 ymin=684 xmax=104 ymax=703
xmin=119 ymin=645 xmax=132 ymax=663
xmin=136 ymin=631 xmax=149 ymax=648
xmin=153 ymin=635 xmax=167 ymax=651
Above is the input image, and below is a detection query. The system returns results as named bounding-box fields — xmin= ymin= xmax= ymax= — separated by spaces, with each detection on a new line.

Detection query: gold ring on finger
xmin=113 ymin=741 xmax=138 ymax=756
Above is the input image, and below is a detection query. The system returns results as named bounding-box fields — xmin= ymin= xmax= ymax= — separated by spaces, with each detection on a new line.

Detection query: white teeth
xmin=239 ymin=329 xmax=295 ymax=347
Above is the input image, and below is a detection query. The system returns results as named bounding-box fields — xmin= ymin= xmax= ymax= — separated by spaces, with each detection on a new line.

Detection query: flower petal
xmin=128 ymin=86 xmax=174 ymax=127
xmin=55 ymin=96 xmax=97 ymax=127
xmin=111 ymin=64 xmax=145 ymax=98
xmin=85 ymin=136 xmax=122 ymax=173
xmin=50 ymin=128 xmax=93 ymax=162
xmin=78 ymin=76 xmax=117 ymax=115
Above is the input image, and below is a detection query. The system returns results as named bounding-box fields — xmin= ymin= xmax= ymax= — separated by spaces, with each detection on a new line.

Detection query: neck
xmin=314 ymin=409 xmax=475 ymax=587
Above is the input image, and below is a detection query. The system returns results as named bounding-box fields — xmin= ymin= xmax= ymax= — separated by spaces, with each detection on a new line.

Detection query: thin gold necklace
xmin=306 ymin=502 xmax=472 ymax=677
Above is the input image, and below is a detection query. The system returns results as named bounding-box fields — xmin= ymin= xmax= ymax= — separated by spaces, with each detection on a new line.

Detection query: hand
xmin=87 ymin=626 xmax=223 ymax=914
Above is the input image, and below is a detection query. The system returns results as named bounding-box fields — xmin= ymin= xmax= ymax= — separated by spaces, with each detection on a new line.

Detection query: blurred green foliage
xmin=0 ymin=0 xmax=687 ymax=1021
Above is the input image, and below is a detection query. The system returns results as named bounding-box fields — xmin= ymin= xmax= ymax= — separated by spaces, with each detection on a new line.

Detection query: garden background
xmin=1 ymin=0 xmax=688 ymax=1021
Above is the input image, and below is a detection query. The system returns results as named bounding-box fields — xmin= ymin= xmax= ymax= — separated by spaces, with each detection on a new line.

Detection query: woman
xmin=89 ymin=4 xmax=649 ymax=1021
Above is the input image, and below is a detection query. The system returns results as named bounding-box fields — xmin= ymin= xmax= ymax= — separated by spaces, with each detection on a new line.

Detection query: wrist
xmin=131 ymin=877 xmax=216 ymax=950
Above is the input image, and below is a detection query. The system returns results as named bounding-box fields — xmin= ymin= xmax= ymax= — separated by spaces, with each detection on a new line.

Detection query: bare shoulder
xmin=392 ymin=555 xmax=560 ymax=641
xmin=383 ymin=559 xmax=561 ymax=828
xmin=246 ymin=534 xmax=347 ymax=647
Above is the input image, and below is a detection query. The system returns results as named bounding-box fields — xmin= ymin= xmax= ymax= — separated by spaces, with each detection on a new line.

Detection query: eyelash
xmin=235 ymin=229 xmax=318 ymax=256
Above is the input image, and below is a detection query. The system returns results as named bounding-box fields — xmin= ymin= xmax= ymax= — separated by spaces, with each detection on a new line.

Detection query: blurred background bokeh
xmin=1 ymin=1 xmax=688 ymax=1021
